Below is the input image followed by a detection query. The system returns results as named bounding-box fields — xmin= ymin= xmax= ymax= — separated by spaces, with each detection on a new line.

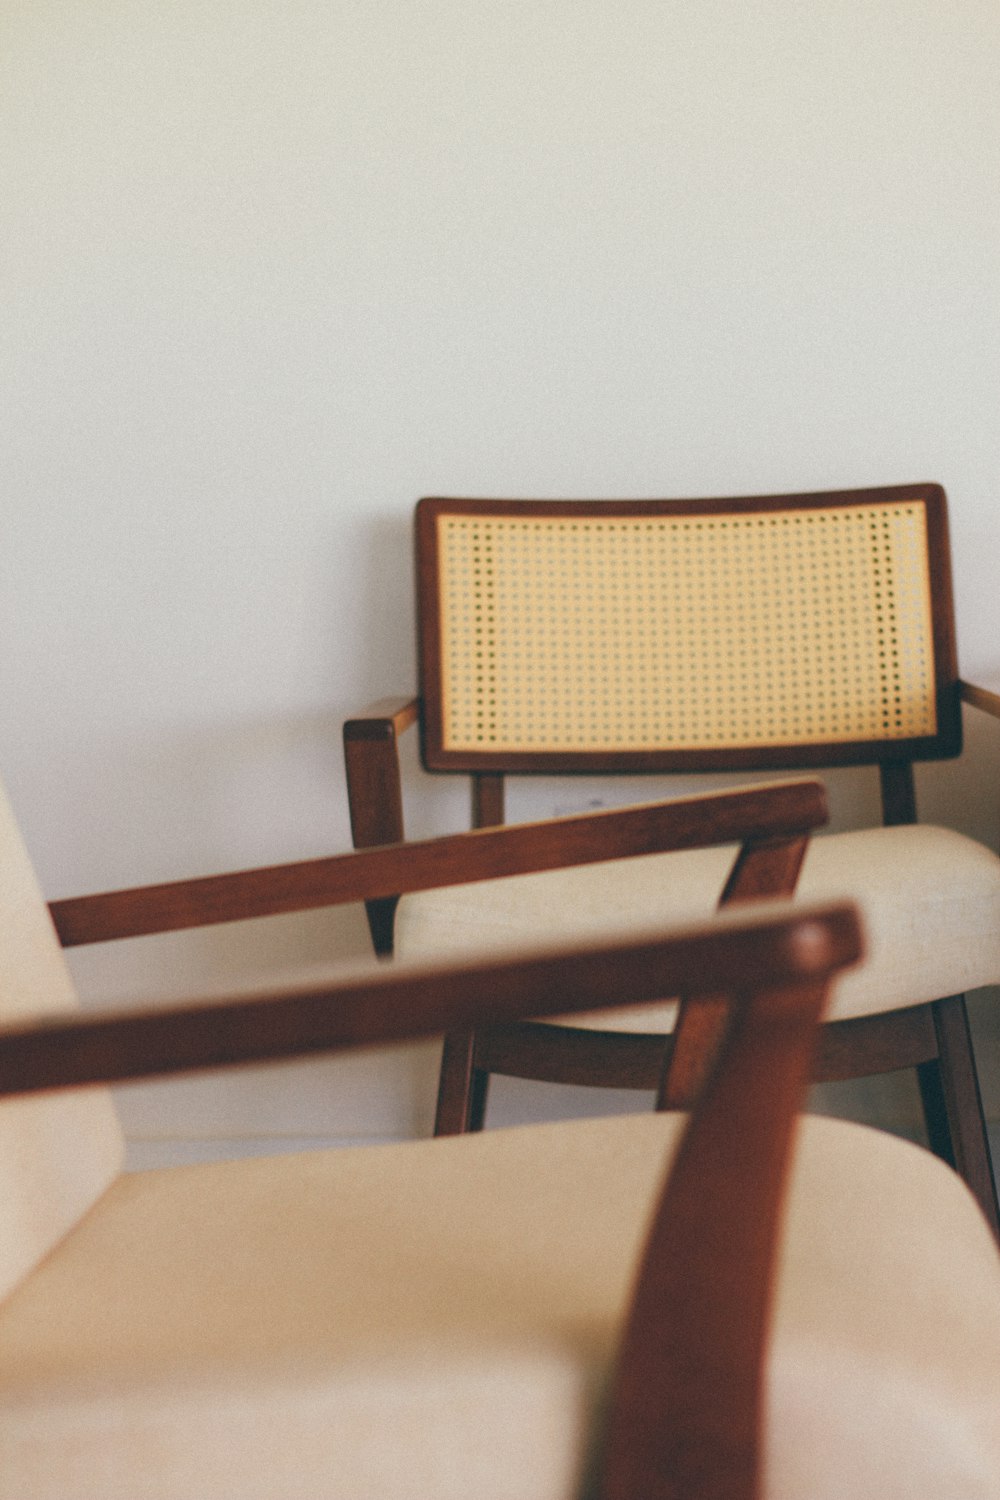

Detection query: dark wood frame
xmin=1 ymin=877 xmax=864 ymax=1500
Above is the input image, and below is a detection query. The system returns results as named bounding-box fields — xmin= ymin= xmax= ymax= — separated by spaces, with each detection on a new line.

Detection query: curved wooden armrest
xmin=48 ymin=779 xmax=828 ymax=948
xmin=961 ymin=678 xmax=1000 ymax=720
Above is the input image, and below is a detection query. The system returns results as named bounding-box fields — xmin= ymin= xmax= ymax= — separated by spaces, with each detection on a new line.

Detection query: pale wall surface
xmin=1 ymin=1 xmax=999 ymax=1161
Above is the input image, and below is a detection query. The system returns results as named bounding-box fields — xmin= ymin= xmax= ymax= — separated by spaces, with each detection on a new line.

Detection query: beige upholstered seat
xmin=0 ymin=1113 xmax=997 ymax=1500
xmin=396 ymin=822 xmax=1000 ymax=1029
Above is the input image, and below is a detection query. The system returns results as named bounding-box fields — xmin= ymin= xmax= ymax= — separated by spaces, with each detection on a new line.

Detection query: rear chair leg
xmin=920 ymin=995 xmax=999 ymax=1237
xmin=434 ymin=1032 xmax=490 ymax=1135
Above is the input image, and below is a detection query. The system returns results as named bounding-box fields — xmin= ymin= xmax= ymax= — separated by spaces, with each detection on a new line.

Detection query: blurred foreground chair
xmin=344 ymin=484 xmax=1000 ymax=1230
xmin=1 ymin=783 xmax=1000 ymax=1497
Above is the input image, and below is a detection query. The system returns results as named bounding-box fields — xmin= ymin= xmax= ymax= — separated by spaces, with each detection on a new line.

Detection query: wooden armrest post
xmin=471 ymin=773 xmax=505 ymax=829
xmin=343 ymin=697 xmax=420 ymax=955
xmin=960 ymin=679 xmax=1000 ymax=720
xmin=602 ymin=973 xmax=831 ymax=1500
xmin=660 ymin=831 xmax=810 ymax=1110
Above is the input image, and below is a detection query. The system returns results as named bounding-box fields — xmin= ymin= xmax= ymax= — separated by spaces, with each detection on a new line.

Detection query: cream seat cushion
xmin=394 ymin=824 xmax=1000 ymax=1028
xmin=0 ymin=787 xmax=123 ymax=1302
xmin=0 ymin=1112 xmax=997 ymax=1499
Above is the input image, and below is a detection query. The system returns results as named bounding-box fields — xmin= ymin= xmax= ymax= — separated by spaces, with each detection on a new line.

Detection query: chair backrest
xmin=0 ymin=784 xmax=123 ymax=1301
xmin=415 ymin=485 xmax=960 ymax=776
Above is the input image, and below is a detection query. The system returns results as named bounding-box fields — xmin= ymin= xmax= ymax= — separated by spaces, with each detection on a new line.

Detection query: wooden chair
xmin=344 ymin=484 xmax=1000 ymax=1231
xmin=2 ymin=780 xmax=1000 ymax=1497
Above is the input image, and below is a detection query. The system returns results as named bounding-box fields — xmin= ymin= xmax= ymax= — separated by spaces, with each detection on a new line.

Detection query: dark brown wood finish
xmin=342 ymin=696 xmax=420 ymax=850
xmin=471 ymin=772 xmax=505 ymax=828
xmin=658 ymin=833 xmax=810 ymax=1110
xmin=461 ymin=1001 xmax=941 ymax=1093
xmin=471 ymin=1020 xmax=672 ymax=1090
xmin=4 ymin=903 xmax=862 ymax=1098
xmin=50 ymin=780 xmax=828 ymax=947
xmin=434 ymin=1030 xmax=480 ymax=1135
xmin=813 ymin=1003 xmax=939 ymax=1081
xmin=600 ymin=980 xmax=830 ymax=1500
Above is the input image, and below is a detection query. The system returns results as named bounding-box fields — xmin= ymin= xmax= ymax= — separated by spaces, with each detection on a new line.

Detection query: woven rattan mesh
xmin=436 ymin=502 xmax=937 ymax=753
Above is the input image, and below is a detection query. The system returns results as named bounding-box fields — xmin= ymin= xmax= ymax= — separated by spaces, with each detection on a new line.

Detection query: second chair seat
xmin=395 ymin=822 xmax=1000 ymax=1029
xmin=0 ymin=1110 xmax=997 ymax=1500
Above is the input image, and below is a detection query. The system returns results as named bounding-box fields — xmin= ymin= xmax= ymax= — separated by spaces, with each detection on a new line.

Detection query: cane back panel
xmin=416 ymin=486 xmax=960 ymax=773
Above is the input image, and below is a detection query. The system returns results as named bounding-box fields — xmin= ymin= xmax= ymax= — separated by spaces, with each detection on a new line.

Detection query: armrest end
xmin=343 ymin=696 xmax=420 ymax=742
xmin=343 ymin=697 xmax=420 ymax=956
xmin=960 ymin=678 xmax=1000 ymax=720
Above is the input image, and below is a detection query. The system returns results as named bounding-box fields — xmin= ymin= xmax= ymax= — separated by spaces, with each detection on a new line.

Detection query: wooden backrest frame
xmin=416 ymin=485 xmax=960 ymax=775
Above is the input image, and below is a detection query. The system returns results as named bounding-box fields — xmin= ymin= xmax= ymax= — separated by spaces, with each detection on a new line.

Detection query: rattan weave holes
xmin=437 ymin=503 xmax=936 ymax=753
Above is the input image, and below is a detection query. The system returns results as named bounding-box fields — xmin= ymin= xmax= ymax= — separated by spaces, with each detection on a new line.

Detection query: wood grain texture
xmin=342 ymin=697 xmax=420 ymax=953
xmin=600 ymin=979 xmax=830 ymax=1500
xmin=343 ymin=695 xmax=420 ymax=736
xmin=961 ymin=678 xmax=1000 ymax=719
xmin=0 ymin=905 xmax=862 ymax=1098
xmin=878 ymin=759 xmax=918 ymax=826
xmin=415 ymin=485 xmax=961 ymax=774
xmin=49 ymin=780 xmax=828 ymax=947
xmin=471 ymin=771 xmax=505 ymax=828
xmin=659 ymin=834 xmax=809 ymax=1110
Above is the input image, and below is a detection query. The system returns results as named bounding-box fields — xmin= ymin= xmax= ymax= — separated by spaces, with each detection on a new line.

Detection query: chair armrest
xmin=48 ymin=779 xmax=829 ymax=947
xmin=1 ymin=901 xmax=861 ymax=1096
xmin=961 ymin=677 xmax=1000 ymax=720
xmin=343 ymin=695 xmax=420 ymax=848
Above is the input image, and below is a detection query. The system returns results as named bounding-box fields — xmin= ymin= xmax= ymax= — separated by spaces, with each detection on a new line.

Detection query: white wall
xmin=2 ymin=0 xmax=999 ymax=1162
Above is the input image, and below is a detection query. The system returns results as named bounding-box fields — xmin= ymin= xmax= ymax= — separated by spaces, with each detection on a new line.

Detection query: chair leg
xmin=434 ymin=1031 xmax=490 ymax=1135
xmin=916 ymin=1056 xmax=955 ymax=1166
xmin=920 ymin=995 xmax=999 ymax=1237
xmin=467 ymin=1066 xmax=491 ymax=1132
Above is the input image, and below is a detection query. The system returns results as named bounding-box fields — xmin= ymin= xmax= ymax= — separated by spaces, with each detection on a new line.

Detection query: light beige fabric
xmin=0 ymin=787 xmax=123 ymax=1303
xmin=395 ymin=822 xmax=1000 ymax=1027
xmin=0 ymin=1112 xmax=997 ymax=1499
